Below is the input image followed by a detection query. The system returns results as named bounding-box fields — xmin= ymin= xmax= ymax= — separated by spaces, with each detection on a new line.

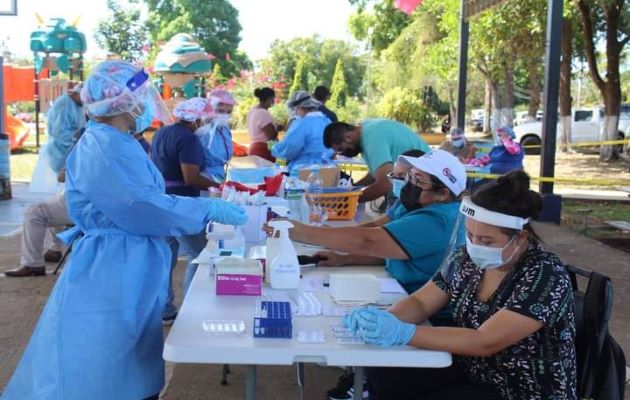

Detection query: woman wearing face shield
xmin=346 ymin=171 xmax=576 ymax=399
xmin=196 ymin=89 xmax=237 ymax=182
xmin=2 ymin=61 xmax=247 ymax=400
xmin=270 ymin=91 xmax=334 ymax=172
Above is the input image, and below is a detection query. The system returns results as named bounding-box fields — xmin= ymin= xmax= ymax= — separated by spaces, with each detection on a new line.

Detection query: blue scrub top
xmin=271 ymin=111 xmax=334 ymax=171
xmin=197 ymin=124 xmax=233 ymax=182
xmin=488 ymin=144 xmax=524 ymax=174
xmin=386 ymin=200 xmax=407 ymax=221
xmin=150 ymin=122 xmax=204 ymax=197
xmin=382 ymin=201 xmax=461 ymax=294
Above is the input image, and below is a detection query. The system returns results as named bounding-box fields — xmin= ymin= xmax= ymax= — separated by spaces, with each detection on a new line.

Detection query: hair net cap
xmin=287 ymin=90 xmax=321 ymax=109
xmin=497 ymin=126 xmax=516 ymax=139
xmin=81 ymin=61 xmax=144 ymax=117
xmin=208 ymin=89 xmax=237 ymax=107
xmin=81 ymin=60 xmax=173 ymax=126
xmin=173 ymin=97 xmax=214 ymax=122
xmin=449 ymin=127 xmax=465 ymax=138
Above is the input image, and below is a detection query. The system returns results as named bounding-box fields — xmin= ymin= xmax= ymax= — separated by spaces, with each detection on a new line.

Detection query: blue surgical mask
xmin=390 ymin=178 xmax=405 ymax=198
xmin=130 ymin=106 xmax=154 ymax=134
xmin=452 ymin=138 xmax=464 ymax=148
xmin=465 ymin=236 xmax=517 ymax=270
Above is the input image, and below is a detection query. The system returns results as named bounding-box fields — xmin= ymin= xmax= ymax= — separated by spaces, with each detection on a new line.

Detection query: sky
xmin=0 ymin=0 xmax=356 ymax=62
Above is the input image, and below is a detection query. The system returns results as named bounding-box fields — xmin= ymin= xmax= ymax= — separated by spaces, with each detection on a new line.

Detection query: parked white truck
xmin=513 ymin=105 xmax=630 ymax=154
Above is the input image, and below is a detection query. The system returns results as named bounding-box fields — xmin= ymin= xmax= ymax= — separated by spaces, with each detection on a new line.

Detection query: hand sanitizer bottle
xmin=267 ymin=220 xmax=300 ymax=289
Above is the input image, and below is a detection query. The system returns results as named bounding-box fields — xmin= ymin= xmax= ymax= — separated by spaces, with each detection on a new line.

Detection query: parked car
xmin=470 ymin=116 xmax=484 ymax=132
xmin=513 ymin=105 xmax=630 ymax=154
xmin=515 ymin=110 xmax=543 ymax=126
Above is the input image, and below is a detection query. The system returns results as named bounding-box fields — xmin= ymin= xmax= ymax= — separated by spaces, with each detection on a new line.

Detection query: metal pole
xmin=0 ymin=55 xmax=12 ymax=200
xmin=456 ymin=0 xmax=469 ymax=130
xmin=539 ymin=0 xmax=563 ymax=194
xmin=353 ymin=367 xmax=364 ymax=400
xmin=246 ymin=364 xmax=257 ymax=400
xmin=34 ymin=64 xmax=40 ymax=148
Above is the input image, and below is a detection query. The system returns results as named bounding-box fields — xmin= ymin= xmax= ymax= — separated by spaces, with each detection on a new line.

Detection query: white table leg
xmin=353 ymin=366 xmax=364 ymax=400
xmin=246 ymin=365 xmax=257 ymax=400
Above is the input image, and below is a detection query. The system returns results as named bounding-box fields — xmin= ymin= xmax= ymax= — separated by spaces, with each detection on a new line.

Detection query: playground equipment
xmin=30 ymin=16 xmax=86 ymax=147
xmin=154 ymin=33 xmax=213 ymax=103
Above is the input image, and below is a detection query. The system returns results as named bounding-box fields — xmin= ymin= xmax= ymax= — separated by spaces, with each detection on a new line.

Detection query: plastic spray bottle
xmin=267 ymin=220 xmax=300 ymax=289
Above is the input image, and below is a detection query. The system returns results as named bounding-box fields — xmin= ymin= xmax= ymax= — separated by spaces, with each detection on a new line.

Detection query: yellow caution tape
xmin=467 ymin=172 xmax=630 ymax=187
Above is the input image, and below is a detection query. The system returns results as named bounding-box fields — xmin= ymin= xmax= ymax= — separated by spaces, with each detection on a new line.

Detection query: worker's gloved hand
xmin=355 ymin=308 xmax=416 ymax=347
xmin=342 ymin=307 xmax=371 ymax=334
xmin=207 ymin=200 xmax=247 ymax=226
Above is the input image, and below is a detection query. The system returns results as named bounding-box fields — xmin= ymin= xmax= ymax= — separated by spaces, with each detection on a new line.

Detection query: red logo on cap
xmin=442 ymin=168 xmax=457 ymax=183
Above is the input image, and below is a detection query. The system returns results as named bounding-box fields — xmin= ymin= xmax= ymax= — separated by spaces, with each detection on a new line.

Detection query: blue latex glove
xmin=355 ymin=308 xmax=416 ymax=347
xmin=207 ymin=200 xmax=247 ymax=226
xmin=342 ymin=307 xmax=372 ymax=334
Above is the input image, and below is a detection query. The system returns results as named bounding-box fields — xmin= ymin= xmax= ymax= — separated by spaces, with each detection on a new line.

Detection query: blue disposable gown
xmin=3 ymin=121 xmax=224 ymax=400
xmin=44 ymin=94 xmax=85 ymax=173
xmin=197 ymin=123 xmax=233 ymax=182
xmin=271 ymin=111 xmax=333 ymax=171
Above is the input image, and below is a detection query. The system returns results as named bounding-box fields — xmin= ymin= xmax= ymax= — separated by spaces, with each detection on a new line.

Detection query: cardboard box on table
xmin=298 ymin=165 xmax=340 ymax=188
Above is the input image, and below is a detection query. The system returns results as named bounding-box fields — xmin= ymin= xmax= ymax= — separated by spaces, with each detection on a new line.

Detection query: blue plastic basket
xmin=253 ymin=301 xmax=293 ymax=339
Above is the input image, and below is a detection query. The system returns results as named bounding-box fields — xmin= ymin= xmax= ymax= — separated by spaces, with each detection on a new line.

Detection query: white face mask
xmin=215 ymin=113 xmax=231 ymax=127
xmin=465 ymin=236 xmax=518 ymax=270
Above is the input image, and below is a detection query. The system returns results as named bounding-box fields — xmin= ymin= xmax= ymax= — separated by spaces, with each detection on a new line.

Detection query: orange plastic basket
xmin=309 ymin=191 xmax=362 ymax=221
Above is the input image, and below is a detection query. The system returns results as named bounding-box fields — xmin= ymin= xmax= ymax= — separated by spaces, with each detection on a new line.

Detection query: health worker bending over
xmin=271 ymin=90 xmax=333 ymax=171
xmin=196 ymin=89 xmax=236 ymax=182
xmin=289 ymin=150 xmax=465 ymax=311
xmin=2 ymin=61 xmax=246 ymax=400
xmin=347 ymin=171 xmax=576 ymax=400
xmin=323 ymin=119 xmax=430 ymax=203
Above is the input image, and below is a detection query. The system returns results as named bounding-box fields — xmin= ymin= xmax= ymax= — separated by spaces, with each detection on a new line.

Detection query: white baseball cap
xmin=398 ymin=149 xmax=466 ymax=196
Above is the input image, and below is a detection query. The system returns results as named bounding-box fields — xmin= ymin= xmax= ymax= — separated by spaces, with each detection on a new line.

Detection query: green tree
xmin=145 ymin=0 xmax=251 ymax=76
xmin=330 ymin=59 xmax=349 ymax=107
xmin=260 ymin=36 xmax=366 ymax=98
xmin=573 ymin=0 xmax=629 ymax=160
xmin=95 ymin=0 xmax=148 ymax=62
xmin=290 ymin=57 xmax=308 ymax=95
xmin=347 ymin=0 xmax=412 ymax=54
xmin=377 ymin=87 xmax=433 ymax=131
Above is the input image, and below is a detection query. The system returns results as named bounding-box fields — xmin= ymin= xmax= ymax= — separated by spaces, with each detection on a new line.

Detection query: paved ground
xmin=0 ymin=184 xmax=628 ymax=398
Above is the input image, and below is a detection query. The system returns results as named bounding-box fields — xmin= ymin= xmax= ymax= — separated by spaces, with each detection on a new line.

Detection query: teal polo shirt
xmin=360 ymin=119 xmax=430 ymax=175
xmin=382 ymin=201 xmax=462 ymax=294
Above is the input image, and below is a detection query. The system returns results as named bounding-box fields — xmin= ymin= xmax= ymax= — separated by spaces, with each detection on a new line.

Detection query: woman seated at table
xmin=288 ymin=150 xmax=466 ymax=325
xmin=345 ymin=170 xmax=576 ymax=400
xmin=270 ymin=91 xmax=334 ymax=172
xmin=439 ymin=127 xmax=476 ymax=164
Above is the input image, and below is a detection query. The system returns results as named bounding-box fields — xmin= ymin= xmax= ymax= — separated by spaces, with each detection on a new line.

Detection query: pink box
xmin=216 ymin=273 xmax=262 ymax=296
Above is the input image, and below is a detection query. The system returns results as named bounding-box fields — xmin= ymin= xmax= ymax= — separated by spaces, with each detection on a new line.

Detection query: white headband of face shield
xmin=460 ymin=196 xmax=530 ymax=230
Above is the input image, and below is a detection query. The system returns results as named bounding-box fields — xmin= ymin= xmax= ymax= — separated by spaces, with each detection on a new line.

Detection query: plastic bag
xmin=30 ymin=146 xmax=59 ymax=194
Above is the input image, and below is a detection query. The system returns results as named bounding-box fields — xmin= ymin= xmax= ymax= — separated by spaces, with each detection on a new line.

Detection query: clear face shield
xmin=126 ymin=69 xmax=173 ymax=126
xmin=438 ymin=196 xmax=530 ymax=285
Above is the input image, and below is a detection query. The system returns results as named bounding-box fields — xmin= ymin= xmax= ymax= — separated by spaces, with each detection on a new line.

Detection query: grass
xmin=9 ymin=147 xmax=39 ymax=182
xmin=562 ymin=200 xmax=630 ymax=223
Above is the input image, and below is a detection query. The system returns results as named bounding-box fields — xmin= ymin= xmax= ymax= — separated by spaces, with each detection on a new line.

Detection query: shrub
xmin=377 ymin=87 xmax=435 ymax=132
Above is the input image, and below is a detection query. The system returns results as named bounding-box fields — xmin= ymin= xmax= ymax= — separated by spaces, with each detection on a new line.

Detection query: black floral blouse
xmin=432 ymin=242 xmax=577 ymax=399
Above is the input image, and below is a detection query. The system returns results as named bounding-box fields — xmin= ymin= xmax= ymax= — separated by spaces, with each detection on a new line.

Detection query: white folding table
xmin=163 ymin=246 xmax=451 ymax=399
